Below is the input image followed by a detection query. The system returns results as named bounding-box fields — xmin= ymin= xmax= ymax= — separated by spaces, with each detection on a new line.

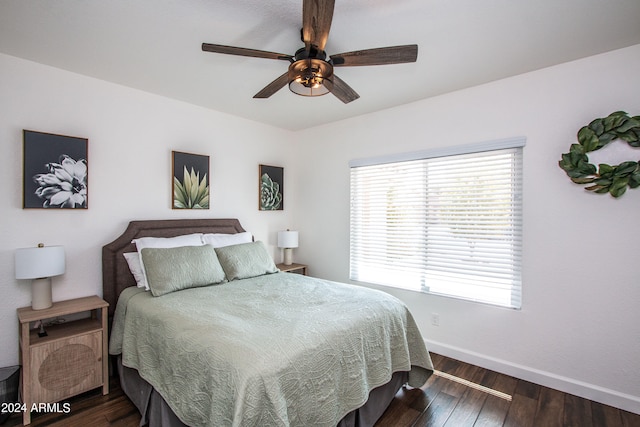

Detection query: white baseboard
xmin=425 ymin=339 xmax=640 ymax=415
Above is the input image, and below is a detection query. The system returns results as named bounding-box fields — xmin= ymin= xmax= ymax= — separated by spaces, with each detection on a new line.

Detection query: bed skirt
xmin=116 ymin=356 xmax=407 ymax=427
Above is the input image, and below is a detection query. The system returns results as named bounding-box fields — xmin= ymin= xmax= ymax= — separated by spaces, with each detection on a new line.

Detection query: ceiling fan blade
xmin=202 ymin=43 xmax=293 ymax=61
xmin=331 ymin=44 xmax=418 ymax=66
xmin=302 ymin=0 xmax=335 ymax=51
xmin=324 ymin=74 xmax=360 ymax=104
xmin=253 ymin=72 xmax=290 ymax=99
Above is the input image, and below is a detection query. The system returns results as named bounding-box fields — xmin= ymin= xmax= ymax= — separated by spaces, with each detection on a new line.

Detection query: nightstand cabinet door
xmin=30 ymin=331 xmax=103 ymax=404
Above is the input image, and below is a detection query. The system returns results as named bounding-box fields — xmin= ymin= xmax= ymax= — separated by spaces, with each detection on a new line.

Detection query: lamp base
xmin=283 ymin=248 xmax=293 ymax=266
xmin=31 ymin=278 xmax=53 ymax=310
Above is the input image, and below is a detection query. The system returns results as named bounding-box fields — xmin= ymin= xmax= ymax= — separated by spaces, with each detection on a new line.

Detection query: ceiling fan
xmin=202 ymin=0 xmax=418 ymax=104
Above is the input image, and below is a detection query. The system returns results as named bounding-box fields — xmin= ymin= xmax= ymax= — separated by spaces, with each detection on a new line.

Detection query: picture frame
xmin=259 ymin=164 xmax=283 ymax=211
xmin=172 ymin=151 xmax=210 ymax=209
xmin=23 ymin=130 xmax=89 ymax=209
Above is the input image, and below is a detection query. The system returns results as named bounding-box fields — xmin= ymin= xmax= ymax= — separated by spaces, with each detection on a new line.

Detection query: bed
xmin=103 ymin=218 xmax=434 ymax=427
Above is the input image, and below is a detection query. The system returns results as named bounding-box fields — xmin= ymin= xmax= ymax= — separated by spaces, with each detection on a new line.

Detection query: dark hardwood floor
xmin=378 ymin=353 xmax=640 ymax=427
xmin=5 ymin=353 xmax=640 ymax=426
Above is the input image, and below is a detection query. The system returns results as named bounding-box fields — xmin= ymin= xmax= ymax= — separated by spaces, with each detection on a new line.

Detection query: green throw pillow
xmin=141 ymin=245 xmax=226 ymax=296
xmin=215 ymin=241 xmax=278 ymax=281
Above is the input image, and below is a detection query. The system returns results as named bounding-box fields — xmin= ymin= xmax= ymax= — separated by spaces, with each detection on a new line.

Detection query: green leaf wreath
xmin=174 ymin=166 xmax=209 ymax=209
xmin=558 ymin=111 xmax=640 ymax=198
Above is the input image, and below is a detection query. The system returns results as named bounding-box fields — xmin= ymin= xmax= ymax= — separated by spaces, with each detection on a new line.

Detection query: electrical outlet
xmin=431 ymin=313 xmax=440 ymax=327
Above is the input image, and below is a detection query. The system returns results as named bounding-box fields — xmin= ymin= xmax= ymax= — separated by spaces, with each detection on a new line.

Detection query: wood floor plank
xmin=453 ymin=363 xmax=483 ymax=385
xmin=490 ymin=372 xmax=519 ymax=396
xmin=592 ymin=401 xmax=624 ymax=427
xmin=442 ymin=387 xmax=486 ymax=426
xmin=503 ymin=393 xmax=538 ymax=427
xmin=421 ymin=374 xmax=447 ymax=404
xmin=377 ymin=387 xmax=427 ymax=426
xmin=474 ymin=393 xmax=512 ymax=427
xmin=442 ymin=361 xmax=494 ymax=426
xmin=376 ymin=405 xmax=422 ymax=427
xmin=439 ymin=371 xmax=478 ymax=399
xmin=394 ymin=385 xmax=434 ymax=412
xmin=101 ymin=396 xmax=140 ymax=422
xmin=377 ymin=372 xmax=444 ymax=427
xmin=473 ymin=370 xmax=518 ymax=427
xmin=429 ymin=353 xmax=446 ymax=368
xmin=476 ymin=368 xmax=499 ymax=389
xmin=533 ymin=386 xmax=564 ymax=427
xmin=412 ymin=391 xmax=460 ymax=427
xmin=438 ymin=356 xmax=463 ymax=376
xmin=46 ymin=412 xmax=110 ymax=427
xmin=514 ymin=378 xmax=541 ymax=400
xmin=563 ymin=393 xmax=593 ymax=427
xmin=621 ymin=409 xmax=640 ymax=427
xmin=110 ymin=413 xmax=144 ymax=427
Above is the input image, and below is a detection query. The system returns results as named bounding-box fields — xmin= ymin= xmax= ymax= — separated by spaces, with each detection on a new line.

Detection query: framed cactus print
xmin=259 ymin=164 xmax=283 ymax=211
xmin=172 ymin=151 xmax=210 ymax=209
xmin=23 ymin=130 xmax=88 ymax=209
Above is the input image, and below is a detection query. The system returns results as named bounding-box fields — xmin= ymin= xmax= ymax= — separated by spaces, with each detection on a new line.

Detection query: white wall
xmin=294 ymin=44 xmax=640 ymax=413
xmin=0 ymin=53 xmax=296 ymax=368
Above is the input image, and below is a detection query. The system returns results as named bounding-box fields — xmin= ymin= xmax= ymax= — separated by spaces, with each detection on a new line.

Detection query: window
xmin=349 ymin=138 xmax=524 ymax=309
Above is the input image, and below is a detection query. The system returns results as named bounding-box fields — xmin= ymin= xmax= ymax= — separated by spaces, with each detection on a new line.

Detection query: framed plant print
xmin=259 ymin=164 xmax=283 ymax=211
xmin=172 ymin=151 xmax=210 ymax=209
xmin=23 ymin=130 xmax=88 ymax=209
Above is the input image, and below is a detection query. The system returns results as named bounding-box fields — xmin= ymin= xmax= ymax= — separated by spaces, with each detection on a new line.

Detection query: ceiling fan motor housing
xmin=288 ymin=47 xmax=333 ymax=96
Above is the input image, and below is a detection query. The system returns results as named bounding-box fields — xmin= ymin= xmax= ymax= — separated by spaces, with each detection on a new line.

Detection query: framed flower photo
xmin=23 ymin=130 xmax=88 ymax=209
xmin=172 ymin=151 xmax=210 ymax=209
xmin=259 ymin=164 xmax=283 ymax=211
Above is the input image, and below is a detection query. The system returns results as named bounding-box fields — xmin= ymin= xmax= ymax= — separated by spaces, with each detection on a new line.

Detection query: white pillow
xmin=132 ymin=233 xmax=205 ymax=290
xmin=132 ymin=233 xmax=204 ymax=250
xmin=123 ymin=252 xmax=146 ymax=289
xmin=201 ymin=231 xmax=253 ymax=248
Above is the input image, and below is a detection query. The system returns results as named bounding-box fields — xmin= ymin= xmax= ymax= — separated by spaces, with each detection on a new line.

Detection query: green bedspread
xmin=109 ymin=272 xmax=433 ymax=427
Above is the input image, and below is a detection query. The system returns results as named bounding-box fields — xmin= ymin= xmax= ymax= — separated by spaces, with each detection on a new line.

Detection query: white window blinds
xmin=349 ymin=138 xmax=524 ymax=309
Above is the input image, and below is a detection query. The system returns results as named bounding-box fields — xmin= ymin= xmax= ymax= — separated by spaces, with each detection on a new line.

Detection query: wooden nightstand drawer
xmin=30 ymin=330 xmax=103 ymax=404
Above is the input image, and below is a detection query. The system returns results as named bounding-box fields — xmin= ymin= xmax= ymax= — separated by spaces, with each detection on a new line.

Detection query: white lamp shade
xmin=15 ymin=245 xmax=65 ymax=279
xmin=277 ymin=230 xmax=299 ymax=249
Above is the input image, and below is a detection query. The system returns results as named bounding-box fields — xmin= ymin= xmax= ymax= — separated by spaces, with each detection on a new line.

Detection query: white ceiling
xmin=1 ymin=1 xmax=640 ymax=131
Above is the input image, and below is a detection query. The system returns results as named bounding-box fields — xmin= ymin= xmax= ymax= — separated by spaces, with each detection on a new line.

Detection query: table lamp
xmin=277 ymin=230 xmax=298 ymax=266
xmin=15 ymin=244 xmax=65 ymax=310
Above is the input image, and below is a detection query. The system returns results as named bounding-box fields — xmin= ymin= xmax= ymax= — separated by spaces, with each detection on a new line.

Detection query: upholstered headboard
xmin=102 ymin=218 xmax=246 ymax=316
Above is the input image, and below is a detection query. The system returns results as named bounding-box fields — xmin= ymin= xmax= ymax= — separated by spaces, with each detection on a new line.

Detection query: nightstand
xmin=277 ymin=263 xmax=308 ymax=275
xmin=17 ymin=296 xmax=109 ymax=425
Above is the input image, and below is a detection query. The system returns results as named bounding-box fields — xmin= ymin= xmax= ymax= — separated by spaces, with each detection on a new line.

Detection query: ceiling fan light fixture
xmin=288 ymin=58 xmax=332 ymax=97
